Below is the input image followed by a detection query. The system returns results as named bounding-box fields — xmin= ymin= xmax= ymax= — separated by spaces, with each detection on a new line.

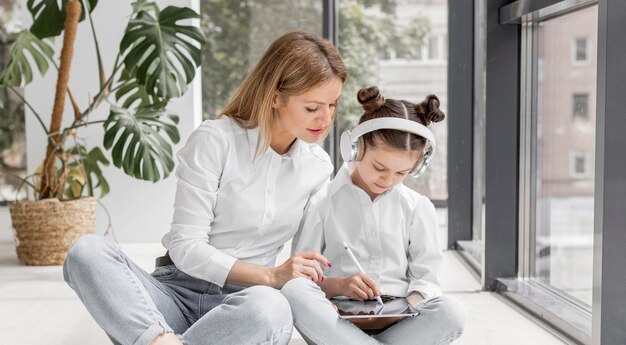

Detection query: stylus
xmin=342 ymin=241 xmax=384 ymax=307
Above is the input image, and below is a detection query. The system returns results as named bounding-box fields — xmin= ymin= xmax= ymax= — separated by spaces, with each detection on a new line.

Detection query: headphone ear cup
xmin=410 ymin=161 xmax=424 ymax=178
xmin=410 ymin=145 xmax=433 ymax=178
xmin=340 ymin=131 xmax=353 ymax=162
xmin=355 ymin=137 xmax=366 ymax=161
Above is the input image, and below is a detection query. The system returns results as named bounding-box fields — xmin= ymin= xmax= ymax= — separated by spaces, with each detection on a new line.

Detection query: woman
xmin=63 ymin=31 xmax=347 ymax=345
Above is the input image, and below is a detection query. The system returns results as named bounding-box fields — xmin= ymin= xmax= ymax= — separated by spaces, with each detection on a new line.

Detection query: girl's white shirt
xmin=161 ymin=117 xmax=333 ymax=287
xmin=293 ymin=163 xmax=443 ymax=300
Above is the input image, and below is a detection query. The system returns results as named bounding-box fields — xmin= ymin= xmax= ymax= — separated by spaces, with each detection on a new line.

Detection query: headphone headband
xmin=349 ymin=117 xmax=436 ymax=152
xmin=339 ymin=117 xmax=437 ymax=178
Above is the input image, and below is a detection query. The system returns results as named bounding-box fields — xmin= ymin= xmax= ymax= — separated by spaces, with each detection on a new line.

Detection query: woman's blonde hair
xmin=220 ymin=31 xmax=347 ymax=156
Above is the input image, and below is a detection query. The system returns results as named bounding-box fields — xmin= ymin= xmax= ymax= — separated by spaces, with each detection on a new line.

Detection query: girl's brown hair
xmin=356 ymin=86 xmax=445 ymax=154
xmin=220 ymin=31 xmax=347 ymax=156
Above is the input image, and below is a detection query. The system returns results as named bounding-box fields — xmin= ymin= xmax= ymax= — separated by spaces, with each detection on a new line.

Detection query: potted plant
xmin=0 ymin=0 xmax=205 ymax=265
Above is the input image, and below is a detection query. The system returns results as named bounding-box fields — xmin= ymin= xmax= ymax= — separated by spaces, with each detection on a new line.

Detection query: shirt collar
xmin=245 ymin=126 xmax=303 ymax=168
xmin=246 ymin=126 xmax=261 ymax=158
xmin=328 ymin=163 xmax=356 ymax=197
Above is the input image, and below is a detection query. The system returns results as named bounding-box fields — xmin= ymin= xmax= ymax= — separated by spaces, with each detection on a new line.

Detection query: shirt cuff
xmin=408 ymin=284 xmax=441 ymax=302
xmin=205 ymin=251 xmax=238 ymax=287
xmin=407 ymin=291 xmax=424 ymax=307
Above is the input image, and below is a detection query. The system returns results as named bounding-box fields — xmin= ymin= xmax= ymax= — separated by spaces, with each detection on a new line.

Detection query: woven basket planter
xmin=9 ymin=197 xmax=96 ymax=265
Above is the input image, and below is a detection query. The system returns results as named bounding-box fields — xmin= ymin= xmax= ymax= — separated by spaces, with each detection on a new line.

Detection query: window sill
xmin=456 ymin=240 xmax=482 ymax=274
xmin=495 ymin=278 xmax=591 ymax=345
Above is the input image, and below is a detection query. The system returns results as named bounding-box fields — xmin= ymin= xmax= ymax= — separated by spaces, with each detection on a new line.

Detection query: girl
xmin=63 ymin=31 xmax=346 ymax=345
xmin=283 ymin=87 xmax=465 ymax=345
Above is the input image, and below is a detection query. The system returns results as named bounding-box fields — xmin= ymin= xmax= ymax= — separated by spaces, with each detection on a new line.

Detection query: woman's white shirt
xmin=293 ymin=163 xmax=443 ymax=300
xmin=161 ymin=117 xmax=333 ymax=287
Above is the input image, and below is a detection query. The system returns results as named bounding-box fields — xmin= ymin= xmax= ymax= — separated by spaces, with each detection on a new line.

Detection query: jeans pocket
xmin=151 ymin=264 xmax=179 ymax=281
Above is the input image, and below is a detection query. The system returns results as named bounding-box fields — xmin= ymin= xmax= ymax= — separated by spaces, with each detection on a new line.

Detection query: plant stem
xmin=8 ymin=86 xmax=48 ymax=135
xmin=0 ymin=170 xmax=36 ymax=190
xmin=61 ymin=120 xmax=106 ymax=135
xmin=39 ymin=0 xmax=82 ymax=200
xmin=75 ymin=58 xmax=122 ymax=121
xmin=81 ymin=0 xmax=107 ymax=91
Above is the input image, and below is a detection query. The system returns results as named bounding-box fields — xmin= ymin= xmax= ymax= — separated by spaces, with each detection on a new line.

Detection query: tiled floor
xmin=0 ymin=241 xmax=570 ymax=345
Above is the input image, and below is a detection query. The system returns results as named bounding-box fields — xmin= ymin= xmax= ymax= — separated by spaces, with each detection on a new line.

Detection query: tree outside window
xmin=0 ymin=0 xmax=27 ymax=204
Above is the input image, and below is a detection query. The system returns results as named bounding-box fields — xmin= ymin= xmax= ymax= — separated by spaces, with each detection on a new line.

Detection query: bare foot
xmin=149 ymin=333 xmax=183 ymax=345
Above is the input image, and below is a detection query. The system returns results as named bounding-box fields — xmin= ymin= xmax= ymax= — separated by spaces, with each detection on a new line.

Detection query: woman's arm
xmin=292 ymin=184 xmax=327 ymax=255
xmin=227 ymin=252 xmax=330 ymax=289
xmin=170 ymin=126 xmax=331 ymax=288
xmin=168 ymin=126 xmax=238 ymax=287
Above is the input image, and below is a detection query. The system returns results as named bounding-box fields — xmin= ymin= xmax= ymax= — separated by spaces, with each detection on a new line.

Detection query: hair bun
xmin=416 ymin=94 xmax=445 ymax=124
xmin=357 ymin=86 xmax=385 ymax=113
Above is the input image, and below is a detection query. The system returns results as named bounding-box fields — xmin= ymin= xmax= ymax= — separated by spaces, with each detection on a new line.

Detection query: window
xmin=337 ymin=0 xmax=449 ymax=201
xmin=530 ymin=5 xmax=597 ymax=306
xmin=428 ymin=35 xmax=439 ymax=60
xmin=199 ymin=0 xmax=448 ymax=203
xmin=0 ymin=0 xmax=27 ymax=205
xmin=570 ymin=151 xmax=587 ymax=177
xmin=199 ymin=0 xmax=322 ymax=120
xmin=572 ymin=93 xmax=589 ymax=120
xmin=572 ymin=37 xmax=590 ymax=64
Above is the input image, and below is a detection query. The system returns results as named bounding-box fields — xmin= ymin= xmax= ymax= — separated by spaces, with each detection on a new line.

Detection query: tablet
xmin=331 ymin=296 xmax=419 ymax=319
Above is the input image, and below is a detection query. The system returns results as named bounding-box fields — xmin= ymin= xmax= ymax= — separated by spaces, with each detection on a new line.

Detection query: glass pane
xmin=199 ymin=0 xmax=322 ymax=120
xmin=337 ymin=0 xmax=448 ymax=201
xmin=0 ymin=0 xmax=28 ymax=204
xmin=534 ymin=5 xmax=597 ymax=306
xmin=572 ymin=93 xmax=589 ymax=119
xmin=574 ymin=37 xmax=588 ymax=62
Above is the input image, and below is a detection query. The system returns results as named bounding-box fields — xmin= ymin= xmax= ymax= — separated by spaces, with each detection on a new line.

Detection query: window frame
xmin=513 ymin=1 xmax=598 ymax=343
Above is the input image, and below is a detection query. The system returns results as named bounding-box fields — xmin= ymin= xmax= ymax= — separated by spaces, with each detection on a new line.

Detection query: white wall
xmin=1 ymin=0 xmax=201 ymax=243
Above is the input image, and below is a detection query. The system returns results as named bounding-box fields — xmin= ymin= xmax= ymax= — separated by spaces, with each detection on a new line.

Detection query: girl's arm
xmin=293 ymin=189 xmax=381 ymax=300
xmin=406 ymin=197 xmax=444 ymax=301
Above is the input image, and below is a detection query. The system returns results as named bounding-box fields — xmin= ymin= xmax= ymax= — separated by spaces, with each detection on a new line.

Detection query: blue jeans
xmin=63 ymin=234 xmax=293 ymax=345
xmin=281 ymin=278 xmax=465 ymax=345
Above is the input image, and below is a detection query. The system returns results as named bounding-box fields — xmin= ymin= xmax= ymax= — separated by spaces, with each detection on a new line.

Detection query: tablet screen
xmin=331 ymin=296 xmax=418 ymax=319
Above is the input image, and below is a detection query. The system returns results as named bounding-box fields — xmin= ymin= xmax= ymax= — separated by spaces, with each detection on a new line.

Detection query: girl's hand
xmin=269 ymin=251 xmax=330 ymax=289
xmin=339 ymin=273 xmax=381 ymax=301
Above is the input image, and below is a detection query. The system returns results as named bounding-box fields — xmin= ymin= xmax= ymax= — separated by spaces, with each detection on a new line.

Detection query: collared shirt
xmin=293 ymin=163 xmax=443 ymax=300
xmin=161 ymin=117 xmax=333 ymax=287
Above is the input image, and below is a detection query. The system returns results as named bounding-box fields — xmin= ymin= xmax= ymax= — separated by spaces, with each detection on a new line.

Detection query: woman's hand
xmin=337 ymin=273 xmax=381 ymax=301
xmin=269 ymin=251 xmax=331 ymax=289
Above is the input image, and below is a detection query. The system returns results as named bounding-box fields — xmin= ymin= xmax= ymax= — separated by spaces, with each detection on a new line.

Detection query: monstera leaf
xmin=0 ymin=30 xmax=54 ymax=87
xmin=66 ymin=145 xmax=111 ymax=198
xmin=103 ymin=104 xmax=180 ymax=182
xmin=27 ymin=0 xmax=98 ymax=39
xmin=114 ymin=68 xmax=163 ymax=109
xmin=119 ymin=5 xmax=204 ymax=100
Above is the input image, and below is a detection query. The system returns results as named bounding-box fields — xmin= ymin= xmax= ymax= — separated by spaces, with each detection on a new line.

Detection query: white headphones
xmin=339 ymin=117 xmax=436 ymax=178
